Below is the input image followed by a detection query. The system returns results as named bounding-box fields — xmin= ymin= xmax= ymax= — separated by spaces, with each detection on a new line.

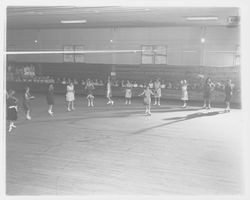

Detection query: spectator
xmin=149 ymin=80 xmax=154 ymax=89
xmin=81 ymin=80 xmax=85 ymax=86
xmin=62 ymin=78 xmax=67 ymax=85
xmin=73 ymin=78 xmax=78 ymax=85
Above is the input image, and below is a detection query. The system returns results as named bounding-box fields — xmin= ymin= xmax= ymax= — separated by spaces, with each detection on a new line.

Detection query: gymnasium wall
xmin=7 ymin=26 xmax=239 ymax=66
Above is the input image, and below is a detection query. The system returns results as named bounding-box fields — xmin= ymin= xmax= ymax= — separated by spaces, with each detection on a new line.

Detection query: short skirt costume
xmin=154 ymin=82 xmax=162 ymax=98
xmin=125 ymin=88 xmax=132 ymax=99
xmin=154 ymin=88 xmax=162 ymax=98
xmin=66 ymin=85 xmax=75 ymax=101
xmin=203 ymin=83 xmax=212 ymax=100
xmin=47 ymin=89 xmax=54 ymax=105
xmin=86 ymin=84 xmax=95 ymax=99
xmin=225 ymin=84 xmax=233 ymax=102
xmin=181 ymin=85 xmax=188 ymax=101
xmin=143 ymin=90 xmax=152 ymax=105
xmin=7 ymin=97 xmax=17 ymax=121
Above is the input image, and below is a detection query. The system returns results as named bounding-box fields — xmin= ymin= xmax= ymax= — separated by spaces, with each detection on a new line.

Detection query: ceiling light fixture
xmin=201 ymin=38 xmax=206 ymax=43
xmin=60 ymin=20 xmax=87 ymax=24
xmin=186 ymin=16 xmax=218 ymax=21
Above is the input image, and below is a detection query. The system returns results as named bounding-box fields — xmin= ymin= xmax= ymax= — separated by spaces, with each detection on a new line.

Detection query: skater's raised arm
xmin=138 ymin=90 xmax=145 ymax=96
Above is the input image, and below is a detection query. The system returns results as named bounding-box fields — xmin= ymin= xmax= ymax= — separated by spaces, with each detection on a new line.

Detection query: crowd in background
xmin=7 ymin=75 xmax=239 ymax=93
xmin=6 ymin=64 xmax=239 ymax=93
xmin=7 ymin=64 xmax=36 ymax=80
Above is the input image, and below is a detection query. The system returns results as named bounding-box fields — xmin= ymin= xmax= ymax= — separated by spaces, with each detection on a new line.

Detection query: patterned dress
xmin=154 ymin=81 xmax=162 ymax=98
xmin=86 ymin=83 xmax=95 ymax=99
xmin=125 ymin=84 xmax=132 ymax=99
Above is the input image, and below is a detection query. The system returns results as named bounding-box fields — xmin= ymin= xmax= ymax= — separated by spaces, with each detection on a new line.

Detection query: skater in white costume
xmin=106 ymin=77 xmax=114 ymax=105
xmin=181 ymin=80 xmax=188 ymax=108
xmin=124 ymin=80 xmax=133 ymax=105
xmin=139 ymin=85 xmax=154 ymax=115
xmin=66 ymin=81 xmax=75 ymax=111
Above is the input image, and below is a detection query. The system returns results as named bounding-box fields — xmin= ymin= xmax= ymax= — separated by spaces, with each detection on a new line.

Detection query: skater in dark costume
xmin=202 ymin=77 xmax=215 ymax=109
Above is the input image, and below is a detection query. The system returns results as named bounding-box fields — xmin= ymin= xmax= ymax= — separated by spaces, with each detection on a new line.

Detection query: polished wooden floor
xmin=6 ymin=95 xmax=244 ymax=195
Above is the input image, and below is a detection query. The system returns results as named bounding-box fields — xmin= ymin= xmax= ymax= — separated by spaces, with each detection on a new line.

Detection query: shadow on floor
xmin=113 ymin=107 xmax=202 ymax=116
xmin=15 ymin=107 xmax=203 ymax=126
xmin=163 ymin=110 xmax=226 ymax=121
xmin=15 ymin=107 xmax=225 ymax=128
xmin=151 ymin=107 xmax=202 ymax=113
xmin=131 ymin=110 xmax=227 ymax=135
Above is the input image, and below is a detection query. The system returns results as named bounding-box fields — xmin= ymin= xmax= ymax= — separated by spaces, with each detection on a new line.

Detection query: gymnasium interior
xmin=5 ymin=6 xmax=245 ymax=195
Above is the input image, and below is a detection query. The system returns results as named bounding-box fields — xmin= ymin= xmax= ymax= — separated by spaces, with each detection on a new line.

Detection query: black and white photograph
xmin=1 ymin=0 xmax=250 ymax=199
